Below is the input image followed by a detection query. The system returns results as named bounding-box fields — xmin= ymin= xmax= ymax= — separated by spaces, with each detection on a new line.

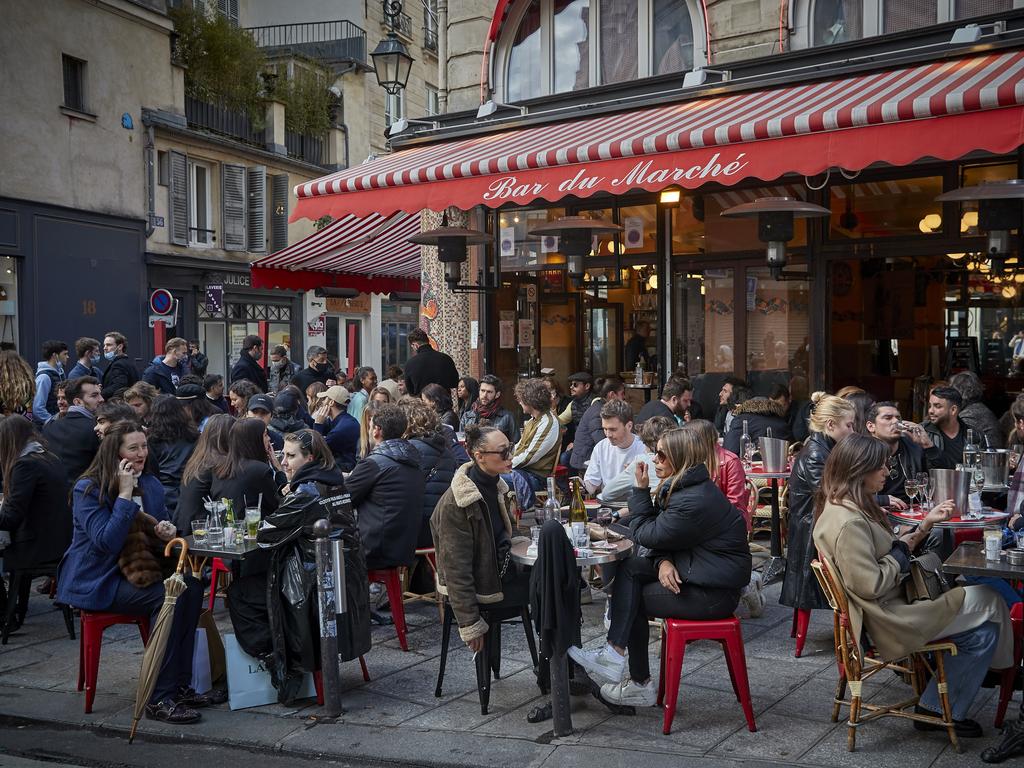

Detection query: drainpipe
xmin=144 ymin=123 xmax=156 ymax=237
xmin=438 ymin=0 xmax=448 ymax=112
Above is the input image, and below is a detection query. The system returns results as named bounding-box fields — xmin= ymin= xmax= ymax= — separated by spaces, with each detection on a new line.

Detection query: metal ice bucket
xmin=929 ymin=468 xmax=971 ymax=515
xmin=758 ymin=437 xmax=789 ymax=473
xmin=980 ymin=449 xmax=1009 ymax=488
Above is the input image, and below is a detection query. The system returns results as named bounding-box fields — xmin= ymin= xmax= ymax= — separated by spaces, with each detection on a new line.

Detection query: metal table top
xmin=944 ymin=541 xmax=1024 ymax=579
xmin=511 ymin=535 xmax=633 ymax=567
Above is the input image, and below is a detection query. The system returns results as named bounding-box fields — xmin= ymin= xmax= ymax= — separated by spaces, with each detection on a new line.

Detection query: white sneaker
xmin=568 ymin=644 xmax=626 ymax=685
xmin=740 ymin=573 xmax=765 ymax=618
xmin=603 ymin=601 xmax=611 ymax=632
xmin=600 ymin=677 xmax=658 ymax=707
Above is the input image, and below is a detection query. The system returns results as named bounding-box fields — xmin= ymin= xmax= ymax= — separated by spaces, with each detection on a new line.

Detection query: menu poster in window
xmin=518 ymin=319 xmax=534 ymax=348
xmin=540 ymin=235 xmax=559 ymax=253
xmin=499 ymin=320 xmax=515 ymax=348
xmin=745 ymin=276 xmax=758 ymax=311
xmin=229 ymin=324 xmax=248 ymax=366
xmin=624 ymin=217 xmax=644 ymax=250
xmin=500 ymin=228 xmax=516 ymax=258
xmin=945 ymin=336 xmax=979 ymax=375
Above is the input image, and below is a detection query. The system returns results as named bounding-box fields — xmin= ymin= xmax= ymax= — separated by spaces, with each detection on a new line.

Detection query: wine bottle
xmin=739 ymin=419 xmax=753 ymax=470
xmin=542 ymin=476 xmax=561 ymax=524
xmin=569 ymin=477 xmax=588 ymax=548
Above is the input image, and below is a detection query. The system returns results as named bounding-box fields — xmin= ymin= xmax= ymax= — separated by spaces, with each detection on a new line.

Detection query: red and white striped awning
xmin=293 ymin=50 xmax=1024 ymax=222
xmin=251 ymin=211 xmax=422 ymax=292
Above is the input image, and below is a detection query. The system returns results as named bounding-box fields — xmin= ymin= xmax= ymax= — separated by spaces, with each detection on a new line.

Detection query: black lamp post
xmin=720 ymin=197 xmax=830 ymax=280
xmin=371 ymin=2 xmax=414 ymax=95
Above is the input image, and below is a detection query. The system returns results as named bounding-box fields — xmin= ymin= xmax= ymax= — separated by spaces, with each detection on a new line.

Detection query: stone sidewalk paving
xmin=0 ymin=577 xmax=1014 ymax=768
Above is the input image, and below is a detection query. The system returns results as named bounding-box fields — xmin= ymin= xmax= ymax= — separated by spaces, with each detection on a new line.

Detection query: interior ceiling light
xmin=1003 ymin=285 xmax=1017 ymax=299
xmin=947 ymin=252 xmax=966 ymax=261
xmin=961 ymin=210 xmax=979 ymax=232
xmin=918 ymin=213 xmax=942 ymax=233
xmin=648 ymin=274 xmax=658 ymax=290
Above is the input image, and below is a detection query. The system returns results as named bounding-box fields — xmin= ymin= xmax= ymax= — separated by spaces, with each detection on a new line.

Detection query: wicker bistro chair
xmin=747 ymin=479 xmax=789 ymax=551
xmin=810 ymin=557 xmax=961 ymax=753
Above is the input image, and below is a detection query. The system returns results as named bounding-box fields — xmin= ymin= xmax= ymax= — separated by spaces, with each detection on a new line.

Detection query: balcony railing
xmin=384 ymin=11 xmax=413 ymax=40
xmin=245 ymin=20 xmax=367 ymax=64
xmin=423 ymin=8 xmax=438 ymax=53
xmin=286 ymin=130 xmax=326 ymax=167
xmin=185 ymin=96 xmax=264 ymax=147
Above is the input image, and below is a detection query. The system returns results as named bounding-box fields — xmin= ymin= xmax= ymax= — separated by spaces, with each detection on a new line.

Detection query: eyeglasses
xmin=478 ymin=446 xmax=513 ymax=460
xmin=654 ymin=449 xmax=668 ymax=463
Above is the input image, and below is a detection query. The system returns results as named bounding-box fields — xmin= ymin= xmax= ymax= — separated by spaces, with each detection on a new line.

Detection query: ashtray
xmin=1006 ymin=549 xmax=1024 ymax=566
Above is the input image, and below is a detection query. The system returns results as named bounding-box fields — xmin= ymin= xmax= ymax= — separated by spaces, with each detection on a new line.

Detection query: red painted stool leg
xmin=661 ymin=629 xmax=686 ymax=735
xmin=359 ymin=655 xmax=371 ymax=682
xmin=995 ymin=602 xmax=1023 ymax=727
xmin=794 ymin=609 xmax=810 ymax=658
xmin=384 ymin=570 xmax=408 ymax=651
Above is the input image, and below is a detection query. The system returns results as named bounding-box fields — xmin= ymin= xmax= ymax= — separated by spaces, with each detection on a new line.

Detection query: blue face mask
xmin=104 ymin=350 xmax=116 ymax=361
xmin=90 ymin=354 xmax=101 ymax=365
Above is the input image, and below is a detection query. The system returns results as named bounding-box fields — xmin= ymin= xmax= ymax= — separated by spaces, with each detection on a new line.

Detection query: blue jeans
xmin=106 ymin=575 xmax=204 ymax=704
xmin=501 ymin=470 xmax=545 ymax=510
xmin=919 ymin=621 xmax=1000 ymax=721
xmin=963 ymin=576 xmax=1023 ymax=607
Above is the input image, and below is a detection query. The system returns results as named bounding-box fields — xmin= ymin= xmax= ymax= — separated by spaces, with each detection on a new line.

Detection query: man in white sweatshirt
xmin=584 ymin=400 xmax=648 ymax=496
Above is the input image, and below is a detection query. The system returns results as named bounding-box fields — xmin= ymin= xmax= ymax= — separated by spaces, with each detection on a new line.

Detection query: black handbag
xmin=904 ymin=551 xmax=950 ymax=603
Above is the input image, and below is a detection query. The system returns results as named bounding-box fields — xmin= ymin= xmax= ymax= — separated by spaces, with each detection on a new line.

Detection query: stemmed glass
xmin=904 ymin=477 xmax=919 ymax=510
xmin=915 ymin=472 xmax=931 ymax=511
xmin=1010 ymin=443 xmax=1023 ymax=473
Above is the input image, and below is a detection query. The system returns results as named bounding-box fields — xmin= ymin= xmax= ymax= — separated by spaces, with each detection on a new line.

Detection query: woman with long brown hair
xmin=813 ymin=433 xmax=1011 ymax=738
xmin=569 ymin=427 xmax=751 ymax=708
xmin=174 ymin=413 xmax=234 ymax=533
xmin=0 ymin=350 xmax=35 ymax=417
xmin=56 ymin=422 xmax=207 ymax=723
xmin=209 ymin=417 xmax=280 ymax=520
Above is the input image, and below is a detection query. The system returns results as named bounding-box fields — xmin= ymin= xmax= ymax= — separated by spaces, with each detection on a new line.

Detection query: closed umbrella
xmin=128 ymin=537 xmax=190 ymax=743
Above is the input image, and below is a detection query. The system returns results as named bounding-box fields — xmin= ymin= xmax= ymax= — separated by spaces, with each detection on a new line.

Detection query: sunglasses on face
xmin=479 ymin=446 xmax=513 ymax=460
xmin=655 ymin=449 xmax=668 ymax=463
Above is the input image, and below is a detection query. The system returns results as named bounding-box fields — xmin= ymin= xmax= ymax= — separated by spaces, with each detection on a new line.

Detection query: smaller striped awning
xmin=251 ymin=211 xmax=422 ymax=293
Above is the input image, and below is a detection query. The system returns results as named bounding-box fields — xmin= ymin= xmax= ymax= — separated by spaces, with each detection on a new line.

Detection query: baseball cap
xmin=274 ymin=389 xmax=301 ymax=415
xmin=175 ymin=383 xmax=204 ymax=401
xmin=247 ymin=394 xmax=275 ymax=413
xmin=568 ymin=371 xmax=594 ymax=384
xmin=317 ymin=385 xmax=351 ymax=406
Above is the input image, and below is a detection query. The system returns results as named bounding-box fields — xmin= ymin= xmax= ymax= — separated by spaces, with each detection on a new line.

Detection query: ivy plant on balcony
xmin=170 ymin=4 xmax=265 ymax=121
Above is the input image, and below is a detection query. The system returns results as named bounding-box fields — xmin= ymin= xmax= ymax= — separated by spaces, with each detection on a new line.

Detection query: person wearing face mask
xmin=68 ymin=337 xmax=103 ymax=380
xmin=100 ymin=331 xmax=139 ymax=402
xmin=230 ymin=335 xmax=268 ymax=394
xmin=142 ymin=338 xmax=189 ymax=395
xmin=57 ymin=422 xmax=208 ymax=724
xmin=267 ymin=345 xmax=300 ymax=394
xmin=291 ymin=346 xmax=335 ymax=396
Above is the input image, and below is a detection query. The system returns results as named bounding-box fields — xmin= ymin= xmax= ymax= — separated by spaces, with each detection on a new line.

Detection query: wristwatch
xmin=610 ymin=510 xmax=621 ymax=522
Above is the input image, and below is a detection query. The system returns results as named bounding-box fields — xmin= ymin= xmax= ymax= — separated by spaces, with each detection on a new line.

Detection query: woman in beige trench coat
xmin=813 ymin=434 xmax=1012 ymax=739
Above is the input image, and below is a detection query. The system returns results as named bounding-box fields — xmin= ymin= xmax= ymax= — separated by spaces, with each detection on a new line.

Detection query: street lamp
xmin=370 ymin=2 xmax=414 ymax=95
xmin=720 ymin=197 xmax=830 ymax=280
xmin=528 ymin=215 xmax=623 ymax=287
xmin=409 ymin=214 xmax=495 ymax=292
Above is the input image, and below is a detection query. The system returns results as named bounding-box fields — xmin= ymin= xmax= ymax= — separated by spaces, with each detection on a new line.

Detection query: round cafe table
xmin=511 ymin=534 xmax=633 ymax=738
xmin=747 ymin=464 xmax=790 ymax=585
xmin=887 ymin=506 xmax=1010 ymax=529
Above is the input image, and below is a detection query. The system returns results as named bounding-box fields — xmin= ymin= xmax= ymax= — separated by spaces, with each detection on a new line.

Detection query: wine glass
xmin=743 ymin=442 xmax=756 ymax=470
xmin=915 ymin=472 xmax=931 ymax=510
xmin=904 ymin=479 xmax=919 ymax=509
xmin=1011 ymin=443 xmax=1023 ymax=472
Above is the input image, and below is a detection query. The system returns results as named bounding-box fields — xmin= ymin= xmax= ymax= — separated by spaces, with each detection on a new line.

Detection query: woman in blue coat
xmin=57 ymin=422 xmax=207 ymax=724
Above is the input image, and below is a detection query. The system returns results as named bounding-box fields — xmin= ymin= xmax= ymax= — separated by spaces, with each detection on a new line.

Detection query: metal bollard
xmin=313 ymin=519 xmax=343 ymax=716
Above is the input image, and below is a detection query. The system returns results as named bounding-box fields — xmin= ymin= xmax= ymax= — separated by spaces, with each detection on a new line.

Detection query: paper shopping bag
xmin=223 ymin=633 xmax=316 ymax=710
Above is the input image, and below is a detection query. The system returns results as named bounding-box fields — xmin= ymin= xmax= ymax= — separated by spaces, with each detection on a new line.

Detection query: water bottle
xmin=541 ymin=476 xmax=561 ymax=524
xmin=963 ymin=428 xmax=978 ymax=469
xmin=634 ymin=360 xmax=643 ymax=386
xmin=739 ymin=420 xmax=753 ymax=471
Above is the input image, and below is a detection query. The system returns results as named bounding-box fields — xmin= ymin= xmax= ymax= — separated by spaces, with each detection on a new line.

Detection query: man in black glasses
xmin=866 ymin=401 xmax=934 ymax=507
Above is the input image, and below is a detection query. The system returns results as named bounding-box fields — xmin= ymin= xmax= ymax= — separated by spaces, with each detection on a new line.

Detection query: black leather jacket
xmin=780 ymin=431 xmax=833 ymax=610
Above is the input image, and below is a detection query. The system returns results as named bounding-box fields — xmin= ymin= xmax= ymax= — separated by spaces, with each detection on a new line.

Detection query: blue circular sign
xmin=150 ymin=289 xmax=174 ymax=315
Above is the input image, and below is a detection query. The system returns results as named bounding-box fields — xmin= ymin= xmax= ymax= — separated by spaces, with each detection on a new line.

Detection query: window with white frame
xmin=798 ymin=0 xmax=1018 ymax=48
xmin=500 ymin=0 xmax=701 ymax=100
xmin=188 ymin=160 xmax=214 ymax=247
xmin=426 ymin=84 xmax=440 ymax=116
xmin=385 ymin=89 xmax=406 ymax=126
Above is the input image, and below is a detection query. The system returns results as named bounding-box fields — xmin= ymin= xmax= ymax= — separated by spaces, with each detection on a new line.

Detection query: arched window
xmin=498 ymin=0 xmax=703 ymax=100
xmin=796 ymin=0 xmax=1018 ymax=49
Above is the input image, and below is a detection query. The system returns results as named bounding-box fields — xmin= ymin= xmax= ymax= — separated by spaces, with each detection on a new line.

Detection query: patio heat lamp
xmin=370 ymin=1 xmax=414 ymax=95
xmin=720 ymin=197 xmax=830 ymax=280
xmin=936 ymin=179 xmax=1024 ymax=276
xmin=408 ymin=214 xmax=495 ymax=293
xmin=527 ymin=215 xmax=624 ymax=287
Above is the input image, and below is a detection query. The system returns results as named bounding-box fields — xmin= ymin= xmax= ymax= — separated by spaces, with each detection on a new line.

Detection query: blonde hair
xmin=808 ymin=391 xmax=856 ymax=434
xmin=0 ymin=351 xmax=35 ymax=416
xmin=682 ymin=420 xmax=720 ymax=483
xmin=654 ymin=427 xmax=706 ymax=500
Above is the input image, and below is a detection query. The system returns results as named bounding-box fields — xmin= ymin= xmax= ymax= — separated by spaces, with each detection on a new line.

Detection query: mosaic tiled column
xmin=418 ymin=208 xmax=472 ymax=374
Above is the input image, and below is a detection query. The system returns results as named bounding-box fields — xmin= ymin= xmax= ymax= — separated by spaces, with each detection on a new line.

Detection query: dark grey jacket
xmin=569 ymin=397 xmax=604 ymax=470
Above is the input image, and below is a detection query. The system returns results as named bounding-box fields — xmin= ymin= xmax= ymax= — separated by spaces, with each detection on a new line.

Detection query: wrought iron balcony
xmin=245 ymin=20 xmax=367 ymax=65
xmin=384 ymin=11 xmax=413 ymax=40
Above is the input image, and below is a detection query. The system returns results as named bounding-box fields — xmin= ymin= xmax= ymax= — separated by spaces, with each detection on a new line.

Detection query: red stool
xmin=657 ymin=616 xmax=757 ymax=735
xmin=208 ymin=557 xmax=230 ymax=613
xmin=791 ymin=608 xmax=811 ymax=658
xmin=368 ymin=568 xmax=408 ymax=651
xmin=995 ymin=601 xmax=1024 ymax=727
xmin=313 ymin=657 xmax=372 ymax=704
xmin=77 ymin=611 xmax=151 ymax=713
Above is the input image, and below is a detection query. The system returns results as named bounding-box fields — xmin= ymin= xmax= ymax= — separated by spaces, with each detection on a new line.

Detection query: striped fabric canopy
xmin=250 ymin=211 xmax=422 ymax=292
xmin=292 ymin=50 xmax=1024 ymax=221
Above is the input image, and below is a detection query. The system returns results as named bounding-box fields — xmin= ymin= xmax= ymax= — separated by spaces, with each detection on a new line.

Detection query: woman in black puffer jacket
xmin=780 ymin=392 xmax=857 ymax=613
xmin=569 ymin=425 xmax=751 ymax=708
xmin=399 ymin=398 xmax=460 ymax=548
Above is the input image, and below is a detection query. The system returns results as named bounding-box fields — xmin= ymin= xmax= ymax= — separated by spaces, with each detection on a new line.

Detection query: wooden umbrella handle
xmin=164 ymin=537 xmax=190 ymax=574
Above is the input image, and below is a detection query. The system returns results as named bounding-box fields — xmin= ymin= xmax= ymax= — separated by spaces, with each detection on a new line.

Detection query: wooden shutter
xmin=169 ymin=150 xmax=189 ymax=246
xmin=246 ymin=165 xmax=267 ymax=253
xmin=217 ymin=0 xmax=239 ymax=25
xmin=270 ymin=174 xmax=289 ymax=253
xmin=221 ymin=164 xmax=247 ymax=251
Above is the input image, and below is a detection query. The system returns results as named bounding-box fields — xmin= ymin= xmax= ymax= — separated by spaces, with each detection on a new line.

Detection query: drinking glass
xmin=245 ymin=507 xmax=261 ymax=539
xmin=191 ymin=517 xmax=209 ymax=545
xmin=904 ymin=480 xmax=918 ymax=509
xmin=915 ymin=473 xmax=931 ymax=510
xmin=743 ymin=443 xmax=756 ymax=470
